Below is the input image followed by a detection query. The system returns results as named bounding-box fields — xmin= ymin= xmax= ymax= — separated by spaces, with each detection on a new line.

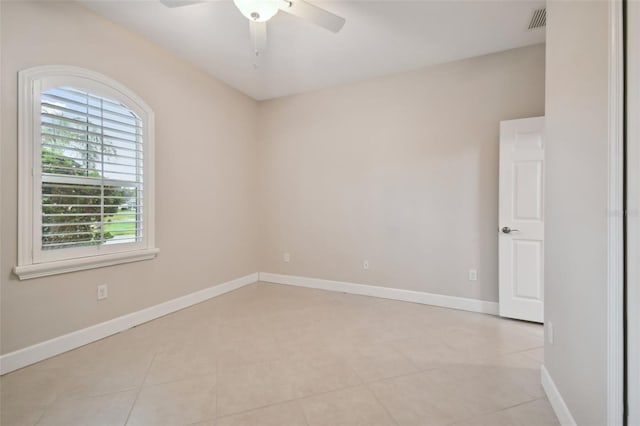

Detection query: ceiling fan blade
xmin=159 ymin=0 xmax=205 ymax=8
xmin=279 ymin=0 xmax=345 ymax=33
xmin=249 ymin=20 xmax=267 ymax=68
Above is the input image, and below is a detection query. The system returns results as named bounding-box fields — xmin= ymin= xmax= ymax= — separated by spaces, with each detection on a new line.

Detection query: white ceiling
xmin=80 ymin=0 xmax=546 ymax=100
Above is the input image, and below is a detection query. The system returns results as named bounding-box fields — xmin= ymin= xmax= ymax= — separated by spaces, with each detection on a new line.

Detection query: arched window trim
xmin=14 ymin=65 xmax=158 ymax=280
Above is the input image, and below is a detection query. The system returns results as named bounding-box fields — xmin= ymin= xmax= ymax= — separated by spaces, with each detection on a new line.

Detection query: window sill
xmin=13 ymin=248 xmax=159 ymax=280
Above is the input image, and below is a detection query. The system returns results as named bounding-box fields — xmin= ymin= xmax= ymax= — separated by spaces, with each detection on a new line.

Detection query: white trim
xmin=0 ymin=273 xmax=258 ymax=375
xmin=607 ymin=1 xmax=625 ymax=425
xmin=13 ymin=248 xmax=160 ymax=280
xmin=541 ymin=365 xmax=578 ymax=426
xmin=626 ymin=0 xmax=640 ymax=423
xmin=259 ymin=272 xmax=498 ymax=315
xmin=18 ymin=69 xmax=35 ymax=266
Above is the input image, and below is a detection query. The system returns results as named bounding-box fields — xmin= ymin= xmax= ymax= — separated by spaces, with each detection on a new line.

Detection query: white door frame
xmin=607 ymin=0 xmax=624 ymax=425
xmin=625 ymin=0 xmax=640 ymax=423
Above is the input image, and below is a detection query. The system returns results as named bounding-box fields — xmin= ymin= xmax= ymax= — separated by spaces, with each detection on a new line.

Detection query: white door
xmin=499 ymin=117 xmax=545 ymax=323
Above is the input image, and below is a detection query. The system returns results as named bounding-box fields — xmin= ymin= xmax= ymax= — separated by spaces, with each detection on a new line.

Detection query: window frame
xmin=14 ymin=65 xmax=158 ymax=280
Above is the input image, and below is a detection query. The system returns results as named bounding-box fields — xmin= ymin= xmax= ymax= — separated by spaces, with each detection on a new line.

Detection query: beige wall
xmin=544 ymin=1 xmax=609 ymax=425
xmin=258 ymin=45 xmax=545 ymax=302
xmin=0 ymin=2 xmax=259 ymax=354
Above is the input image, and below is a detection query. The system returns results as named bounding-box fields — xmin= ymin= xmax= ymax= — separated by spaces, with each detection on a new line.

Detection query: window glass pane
xmin=41 ymin=87 xmax=143 ymax=250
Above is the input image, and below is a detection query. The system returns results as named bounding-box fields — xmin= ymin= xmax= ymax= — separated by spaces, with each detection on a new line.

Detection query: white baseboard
xmin=541 ymin=365 xmax=578 ymax=426
xmin=259 ymin=272 xmax=498 ymax=315
xmin=0 ymin=272 xmax=258 ymax=375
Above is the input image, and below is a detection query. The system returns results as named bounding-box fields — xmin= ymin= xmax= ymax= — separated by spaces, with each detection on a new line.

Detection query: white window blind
xmin=40 ymin=87 xmax=144 ymax=250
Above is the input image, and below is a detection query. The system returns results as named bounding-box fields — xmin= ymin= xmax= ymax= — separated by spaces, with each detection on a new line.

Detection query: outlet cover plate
xmin=469 ymin=269 xmax=478 ymax=281
xmin=97 ymin=284 xmax=108 ymax=300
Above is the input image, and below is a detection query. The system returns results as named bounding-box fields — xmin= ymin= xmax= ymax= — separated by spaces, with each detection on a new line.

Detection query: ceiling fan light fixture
xmin=233 ymin=0 xmax=281 ymax=22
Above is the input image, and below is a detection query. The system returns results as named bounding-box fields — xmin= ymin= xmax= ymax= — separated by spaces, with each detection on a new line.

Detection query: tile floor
xmin=0 ymin=282 xmax=559 ymax=426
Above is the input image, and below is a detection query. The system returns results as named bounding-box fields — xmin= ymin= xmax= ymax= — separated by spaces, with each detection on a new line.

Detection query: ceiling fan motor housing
xmin=233 ymin=0 xmax=281 ymax=22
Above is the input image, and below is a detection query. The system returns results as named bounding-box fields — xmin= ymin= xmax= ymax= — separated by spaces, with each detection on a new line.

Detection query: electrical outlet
xmin=97 ymin=284 xmax=108 ymax=301
xmin=283 ymin=252 xmax=290 ymax=263
xmin=363 ymin=260 xmax=369 ymax=270
xmin=547 ymin=322 xmax=554 ymax=344
xmin=468 ymin=269 xmax=478 ymax=281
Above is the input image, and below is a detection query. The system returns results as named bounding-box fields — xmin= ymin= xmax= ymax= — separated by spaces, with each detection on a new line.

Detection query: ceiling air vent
xmin=528 ymin=8 xmax=546 ymax=30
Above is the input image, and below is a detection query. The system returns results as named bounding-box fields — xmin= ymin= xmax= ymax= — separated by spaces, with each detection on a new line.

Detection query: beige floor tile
xmin=300 ymin=386 xmax=396 ymax=426
xmin=471 ymin=351 xmax=545 ymax=400
xmin=211 ymin=283 xmax=322 ymax=323
xmin=0 ymin=364 xmax=70 ymax=425
xmin=42 ymin=335 xmax=157 ymax=398
xmin=274 ymin=331 xmax=353 ymax=366
xmin=445 ymin=322 xmax=543 ymax=354
xmin=0 ymin=366 xmax=66 ymax=407
xmin=0 ymin=401 xmax=46 ymax=426
xmin=369 ymin=370 xmax=473 ymax=425
xmin=186 ymin=420 xmax=216 ymax=426
xmin=145 ymin=345 xmax=217 ymax=385
xmin=127 ymin=375 xmax=216 ymax=426
xmin=347 ymin=342 xmax=420 ymax=382
xmin=437 ymin=326 xmax=497 ymax=351
xmin=217 ymin=318 xmax=267 ymax=342
xmin=216 ymin=333 xmax=284 ymax=370
xmin=435 ymin=364 xmax=539 ymax=415
xmin=452 ymin=398 xmax=560 ymax=426
xmin=291 ymin=358 xmax=362 ymax=398
xmin=390 ymin=332 xmax=474 ymax=371
xmin=216 ymin=359 xmax=296 ymax=417
xmin=367 ymin=319 xmax=434 ymax=344
xmin=1 ymin=283 xmax=555 ymax=426
xmin=36 ymin=389 xmax=137 ymax=426
xmin=216 ymin=356 xmax=360 ymax=417
xmin=78 ymin=352 xmax=155 ymax=397
xmin=521 ymin=347 xmax=545 ymax=364
xmin=216 ymin=401 xmax=308 ymax=426
xmin=107 ymin=318 xmax=181 ymax=354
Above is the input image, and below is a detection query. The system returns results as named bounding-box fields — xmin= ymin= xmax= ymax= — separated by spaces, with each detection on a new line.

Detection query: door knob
xmin=501 ymin=226 xmax=520 ymax=234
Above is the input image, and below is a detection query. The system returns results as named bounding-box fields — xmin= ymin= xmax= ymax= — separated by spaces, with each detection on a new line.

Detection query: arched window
xmin=15 ymin=66 xmax=158 ymax=279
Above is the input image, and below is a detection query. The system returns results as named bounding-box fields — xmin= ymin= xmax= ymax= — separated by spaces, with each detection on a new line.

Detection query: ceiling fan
xmin=159 ymin=0 xmax=346 ymax=65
